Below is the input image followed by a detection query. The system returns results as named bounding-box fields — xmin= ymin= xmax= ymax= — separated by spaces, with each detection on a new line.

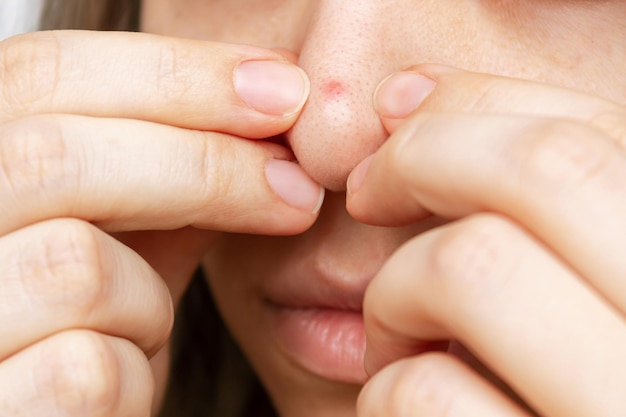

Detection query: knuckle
xmin=37 ymin=331 xmax=121 ymax=415
xmin=0 ymin=117 xmax=80 ymax=202
xmin=198 ymin=134 xmax=238 ymax=203
xmin=0 ymin=32 xmax=62 ymax=118
xmin=386 ymin=354 xmax=458 ymax=417
xmin=519 ymin=120 xmax=612 ymax=193
xmin=154 ymin=41 xmax=193 ymax=101
xmin=18 ymin=219 xmax=107 ymax=317
xmin=430 ymin=215 xmax=518 ymax=300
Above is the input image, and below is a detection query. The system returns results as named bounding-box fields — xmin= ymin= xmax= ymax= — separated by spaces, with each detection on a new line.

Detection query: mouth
xmin=264 ymin=270 xmax=369 ymax=384
xmin=267 ymin=302 xmax=367 ymax=384
xmin=259 ymin=216 xmax=450 ymax=385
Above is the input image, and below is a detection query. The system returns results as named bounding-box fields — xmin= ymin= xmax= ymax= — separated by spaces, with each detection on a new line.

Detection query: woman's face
xmin=141 ymin=2 xmax=626 ymax=416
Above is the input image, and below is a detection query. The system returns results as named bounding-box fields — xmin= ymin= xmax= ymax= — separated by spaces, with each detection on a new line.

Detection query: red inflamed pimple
xmin=321 ymin=80 xmax=346 ymax=100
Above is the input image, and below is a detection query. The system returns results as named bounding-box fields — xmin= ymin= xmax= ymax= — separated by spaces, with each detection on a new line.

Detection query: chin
xmin=253 ymin=350 xmax=364 ymax=417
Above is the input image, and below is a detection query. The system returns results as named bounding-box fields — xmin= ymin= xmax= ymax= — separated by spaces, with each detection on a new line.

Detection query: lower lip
xmin=269 ymin=306 xmax=368 ymax=384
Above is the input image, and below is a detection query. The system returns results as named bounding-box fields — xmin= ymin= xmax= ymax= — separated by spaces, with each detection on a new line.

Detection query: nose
xmin=288 ymin=1 xmax=400 ymax=191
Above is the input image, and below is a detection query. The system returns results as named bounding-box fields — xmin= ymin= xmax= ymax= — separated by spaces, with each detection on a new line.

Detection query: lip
xmin=258 ymin=217 xmax=412 ymax=385
xmin=263 ymin=261 xmax=371 ymax=383
xmin=268 ymin=303 xmax=368 ymax=384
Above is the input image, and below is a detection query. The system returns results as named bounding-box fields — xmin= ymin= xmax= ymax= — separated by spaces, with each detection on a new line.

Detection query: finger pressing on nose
xmin=0 ymin=115 xmax=324 ymax=236
xmin=0 ymin=31 xmax=310 ymax=138
xmin=373 ymin=64 xmax=624 ymax=135
xmin=374 ymin=70 xmax=437 ymax=133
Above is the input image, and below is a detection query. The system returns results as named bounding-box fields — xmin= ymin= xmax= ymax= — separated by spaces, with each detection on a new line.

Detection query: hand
xmin=347 ymin=65 xmax=626 ymax=417
xmin=0 ymin=30 xmax=321 ymax=415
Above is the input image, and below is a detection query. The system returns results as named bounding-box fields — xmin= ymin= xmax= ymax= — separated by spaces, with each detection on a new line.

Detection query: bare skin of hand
xmin=348 ymin=65 xmax=626 ymax=417
xmin=0 ymin=30 xmax=322 ymax=416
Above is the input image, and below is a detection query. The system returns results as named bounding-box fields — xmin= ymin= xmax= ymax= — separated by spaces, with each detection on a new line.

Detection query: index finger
xmin=375 ymin=64 xmax=625 ymax=136
xmin=0 ymin=114 xmax=324 ymax=237
xmin=0 ymin=30 xmax=309 ymax=138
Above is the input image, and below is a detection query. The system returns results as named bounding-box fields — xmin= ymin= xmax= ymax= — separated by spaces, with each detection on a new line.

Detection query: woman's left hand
xmin=347 ymin=65 xmax=626 ymax=417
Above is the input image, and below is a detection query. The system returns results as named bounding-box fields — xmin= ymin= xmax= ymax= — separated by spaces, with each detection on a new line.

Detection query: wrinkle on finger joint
xmin=519 ymin=121 xmax=613 ymax=194
xmin=0 ymin=32 xmax=62 ymax=119
xmin=428 ymin=215 xmax=520 ymax=306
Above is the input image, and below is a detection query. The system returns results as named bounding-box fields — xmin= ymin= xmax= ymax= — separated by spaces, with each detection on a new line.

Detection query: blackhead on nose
xmin=288 ymin=1 xmax=396 ymax=191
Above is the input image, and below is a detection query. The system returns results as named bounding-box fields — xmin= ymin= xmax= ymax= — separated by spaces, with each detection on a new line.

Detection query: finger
xmin=0 ymin=114 xmax=323 ymax=236
xmin=374 ymin=64 xmax=626 ymax=138
xmin=0 ymin=330 xmax=153 ymax=417
xmin=0 ymin=30 xmax=309 ymax=138
xmin=112 ymin=228 xmax=215 ymax=307
xmin=358 ymin=353 xmax=534 ymax=417
xmin=347 ymin=112 xmax=626 ymax=316
xmin=364 ymin=214 xmax=626 ymax=417
xmin=0 ymin=218 xmax=173 ymax=360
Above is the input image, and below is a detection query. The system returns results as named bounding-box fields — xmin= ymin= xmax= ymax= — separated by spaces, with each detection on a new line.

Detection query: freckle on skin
xmin=321 ymin=80 xmax=346 ymax=100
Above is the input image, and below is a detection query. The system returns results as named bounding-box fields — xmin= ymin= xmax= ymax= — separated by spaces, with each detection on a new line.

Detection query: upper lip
xmin=262 ymin=206 xmax=449 ymax=313
xmin=263 ymin=257 xmax=375 ymax=312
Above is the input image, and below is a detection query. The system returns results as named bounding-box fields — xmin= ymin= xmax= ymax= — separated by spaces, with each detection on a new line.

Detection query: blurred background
xmin=1 ymin=0 xmax=44 ymax=39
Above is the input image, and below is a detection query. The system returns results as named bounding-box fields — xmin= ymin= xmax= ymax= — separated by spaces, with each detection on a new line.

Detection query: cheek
xmin=201 ymin=245 xmax=269 ymax=375
xmin=470 ymin=3 xmax=626 ymax=102
xmin=202 ymin=243 xmax=251 ymax=312
xmin=141 ymin=0 xmax=311 ymax=48
xmin=201 ymin=235 xmax=275 ymax=325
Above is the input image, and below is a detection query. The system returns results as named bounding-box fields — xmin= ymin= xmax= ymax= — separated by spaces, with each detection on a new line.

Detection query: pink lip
xmin=257 ymin=216 xmax=451 ymax=384
xmin=260 ymin=241 xmax=383 ymax=384
xmin=263 ymin=266 xmax=370 ymax=383
xmin=268 ymin=304 xmax=368 ymax=384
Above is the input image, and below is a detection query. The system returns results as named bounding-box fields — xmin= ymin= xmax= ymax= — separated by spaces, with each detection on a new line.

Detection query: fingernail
xmin=347 ymin=154 xmax=374 ymax=195
xmin=235 ymin=60 xmax=310 ymax=116
xmin=265 ymin=159 xmax=325 ymax=213
xmin=375 ymin=72 xmax=436 ymax=119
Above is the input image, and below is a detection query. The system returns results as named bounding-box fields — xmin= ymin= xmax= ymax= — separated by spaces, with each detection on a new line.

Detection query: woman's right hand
xmin=0 ymin=30 xmax=321 ymax=416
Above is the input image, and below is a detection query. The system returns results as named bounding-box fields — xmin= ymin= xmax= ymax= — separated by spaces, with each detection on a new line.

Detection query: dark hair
xmin=39 ymin=0 xmax=140 ymax=31
xmin=38 ymin=2 xmax=276 ymax=416
xmin=159 ymin=270 xmax=276 ymax=417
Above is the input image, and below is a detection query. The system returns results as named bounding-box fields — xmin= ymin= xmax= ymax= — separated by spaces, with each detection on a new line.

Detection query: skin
xmin=0 ymin=30 xmax=320 ymax=415
xmin=1 ymin=0 xmax=626 ymax=416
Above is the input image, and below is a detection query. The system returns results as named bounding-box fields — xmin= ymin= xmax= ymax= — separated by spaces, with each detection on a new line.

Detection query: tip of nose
xmin=291 ymin=144 xmax=358 ymax=192
xmin=288 ymin=77 xmax=387 ymax=192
